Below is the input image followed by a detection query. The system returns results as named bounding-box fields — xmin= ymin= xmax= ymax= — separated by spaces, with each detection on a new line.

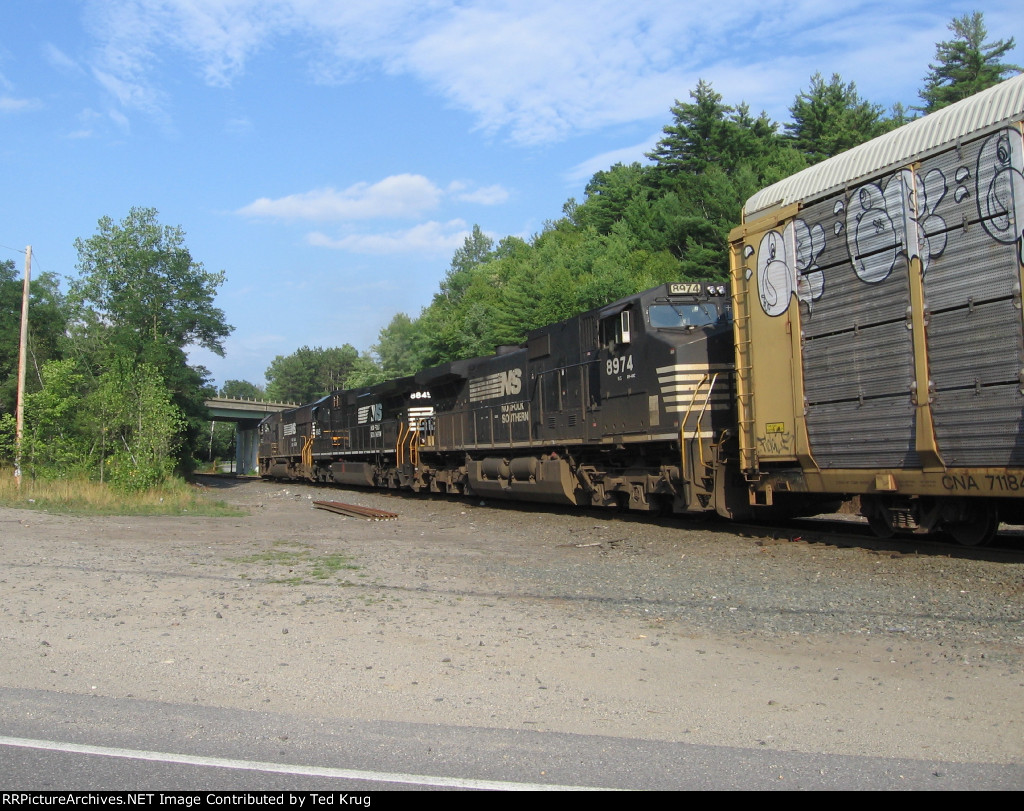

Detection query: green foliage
xmin=264 ymin=344 xmax=360 ymax=402
xmin=645 ymin=80 xmax=804 ymax=279
xmin=219 ymin=379 xmax=264 ymax=399
xmin=0 ymin=259 xmax=68 ymax=415
xmin=70 ymin=208 xmax=231 ymax=362
xmin=10 ymin=359 xmax=90 ymax=479
xmin=576 ymin=163 xmax=652 ymax=235
xmin=206 ymin=420 xmax=236 ymax=464
xmin=920 ymin=12 xmax=1021 ymax=112
xmin=87 ymin=360 xmax=184 ymax=491
xmin=69 ymin=208 xmax=232 ymax=467
xmin=343 ymin=352 xmax=389 ymax=388
xmin=0 ymin=209 xmax=232 ymax=485
xmin=373 ymin=312 xmax=425 ymax=379
xmin=785 ymin=73 xmax=887 ymax=163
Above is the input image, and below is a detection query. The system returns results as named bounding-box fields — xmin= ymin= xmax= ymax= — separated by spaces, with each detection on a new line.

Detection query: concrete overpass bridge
xmin=204 ymin=397 xmax=296 ymax=473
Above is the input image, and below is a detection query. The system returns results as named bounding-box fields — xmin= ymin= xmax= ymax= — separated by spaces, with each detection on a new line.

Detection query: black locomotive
xmin=258 ymin=282 xmax=770 ymax=518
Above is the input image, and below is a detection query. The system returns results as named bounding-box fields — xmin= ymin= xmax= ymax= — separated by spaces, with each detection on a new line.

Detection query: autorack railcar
xmin=728 ymin=72 xmax=1024 ymax=545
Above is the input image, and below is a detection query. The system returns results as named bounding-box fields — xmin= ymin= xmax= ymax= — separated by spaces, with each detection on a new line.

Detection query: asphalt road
xmin=2 ymin=688 xmax=1022 ymax=791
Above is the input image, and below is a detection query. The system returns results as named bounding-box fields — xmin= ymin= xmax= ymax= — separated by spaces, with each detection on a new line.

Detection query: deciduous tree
xmin=70 ymin=208 xmax=233 ymax=465
xmin=264 ymin=345 xmax=359 ymax=403
xmin=219 ymin=379 xmax=265 ymax=399
xmin=87 ymin=360 xmax=184 ymax=489
xmin=0 ymin=259 xmax=68 ymax=416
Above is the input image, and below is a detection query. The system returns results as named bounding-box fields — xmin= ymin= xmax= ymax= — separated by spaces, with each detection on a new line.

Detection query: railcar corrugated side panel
xmin=730 ymin=74 xmax=1024 ymax=505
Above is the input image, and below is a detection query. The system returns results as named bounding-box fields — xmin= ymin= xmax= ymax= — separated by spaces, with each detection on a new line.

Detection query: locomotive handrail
xmin=679 ymin=373 xmax=718 ymax=485
xmin=694 ymin=373 xmax=718 ymax=472
xmin=396 ymin=422 xmax=408 ymax=466
xmin=409 ymin=422 xmax=420 ymax=468
xmin=395 ymin=421 xmax=422 ymax=468
xmin=301 ymin=434 xmax=313 ymax=473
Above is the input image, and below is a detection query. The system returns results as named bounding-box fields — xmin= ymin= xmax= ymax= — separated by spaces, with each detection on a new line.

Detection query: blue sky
xmin=2 ymin=0 xmax=1021 ymax=389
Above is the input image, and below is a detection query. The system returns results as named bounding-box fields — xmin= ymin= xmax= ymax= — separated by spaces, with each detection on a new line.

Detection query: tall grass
xmin=0 ymin=469 xmax=244 ymax=516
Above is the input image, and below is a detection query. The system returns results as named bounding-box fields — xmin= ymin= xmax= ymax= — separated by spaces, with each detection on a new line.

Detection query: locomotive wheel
xmin=945 ymin=503 xmax=999 ymax=547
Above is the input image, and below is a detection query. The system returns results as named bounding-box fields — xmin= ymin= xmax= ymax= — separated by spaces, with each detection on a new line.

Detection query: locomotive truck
xmin=260 ymin=73 xmax=1024 ymax=546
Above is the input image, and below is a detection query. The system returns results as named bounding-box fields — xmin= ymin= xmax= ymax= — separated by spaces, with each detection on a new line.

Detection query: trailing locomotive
xmin=259 ymin=281 xmax=765 ymax=519
xmin=260 ymin=74 xmax=1024 ymax=545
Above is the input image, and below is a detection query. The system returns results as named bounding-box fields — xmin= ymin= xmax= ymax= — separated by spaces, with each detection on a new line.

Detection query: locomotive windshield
xmin=648 ymin=302 xmax=721 ymax=329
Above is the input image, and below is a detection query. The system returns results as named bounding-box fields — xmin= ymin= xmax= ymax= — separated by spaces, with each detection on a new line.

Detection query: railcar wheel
xmin=945 ymin=503 xmax=998 ymax=547
xmin=867 ymin=513 xmax=895 ymax=539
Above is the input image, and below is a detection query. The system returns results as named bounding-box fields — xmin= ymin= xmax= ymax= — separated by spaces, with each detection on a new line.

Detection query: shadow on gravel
xmin=192 ymin=473 xmax=259 ymax=490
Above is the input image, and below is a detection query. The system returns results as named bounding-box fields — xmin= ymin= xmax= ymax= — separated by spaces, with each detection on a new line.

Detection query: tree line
xmin=260 ymin=12 xmax=1020 ymax=403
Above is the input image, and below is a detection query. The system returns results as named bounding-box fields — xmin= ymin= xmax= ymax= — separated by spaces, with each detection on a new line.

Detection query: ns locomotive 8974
xmin=261 ymin=74 xmax=1024 ymax=545
xmin=258 ymin=281 xmax=766 ymax=519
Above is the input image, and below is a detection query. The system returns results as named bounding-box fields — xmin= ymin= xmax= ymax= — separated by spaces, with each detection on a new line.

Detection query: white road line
xmin=0 ymin=735 xmax=609 ymax=792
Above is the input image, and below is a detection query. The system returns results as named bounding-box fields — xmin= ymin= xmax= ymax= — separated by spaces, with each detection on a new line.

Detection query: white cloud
xmin=107 ymin=107 xmax=131 ymax=132
xmin=80 ymin=0 xmax=1024 ymax=144
xmin=0 ymin=96 xmax=42 ymax=113
xmin=565 ymin=134 xmax=660 ymax=184
xmin=225 ymin=116 xmax=253 ymax=135
xmin=43 ymin=43 xmax=85 ymax=76
xmin=77 ymin=0 xmax=726 ymax=141
xmin=239 ymin=175 xmax=509 ymax=222
xmin=307 ymin=220 xmax=471 ymax=255
xmin=448 ymin=182 xmax=510 ymax=205
xmin=238 ymin=174 xmax=445 ymax=221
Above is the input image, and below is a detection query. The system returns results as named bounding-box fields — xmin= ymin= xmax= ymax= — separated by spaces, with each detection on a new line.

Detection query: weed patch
xmin=0 ymin=470 xmax=244 ymax=517
xmin=231 ymin=543 xmax=360 ymax=584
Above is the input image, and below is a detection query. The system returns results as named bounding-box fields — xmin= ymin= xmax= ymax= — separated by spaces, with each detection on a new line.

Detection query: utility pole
xmin=15 ymin=245 xmax=31 ymax=487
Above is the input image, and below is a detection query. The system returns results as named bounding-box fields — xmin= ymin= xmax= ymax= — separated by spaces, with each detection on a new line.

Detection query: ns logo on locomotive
xmin=261 ymin=75 xmax=1024 ymax=546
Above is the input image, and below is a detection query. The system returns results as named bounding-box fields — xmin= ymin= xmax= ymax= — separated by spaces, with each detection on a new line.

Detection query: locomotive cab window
xmin=600 ymin=307 xmax=633 ymax=348
xmin=648 ymin=302 xmax=721 ymax=330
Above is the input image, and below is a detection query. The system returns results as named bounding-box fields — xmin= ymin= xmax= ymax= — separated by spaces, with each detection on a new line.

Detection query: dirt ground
xmin=1 ymin=476 xmax=1022 ymax=766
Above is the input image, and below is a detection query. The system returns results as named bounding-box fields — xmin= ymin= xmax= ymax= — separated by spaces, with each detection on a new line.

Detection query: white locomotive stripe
xmin=659 ymin=395 xmax=733 ymax=405
xmin=658 ymin=377 xmax=723 ymax=388
xmin=661 ymin=387 xmax=732 ymax=397
xmin=408 ymin=406 xmax=435 ymax=429
xmin=655 ymin=363 xmax=733 ymax=374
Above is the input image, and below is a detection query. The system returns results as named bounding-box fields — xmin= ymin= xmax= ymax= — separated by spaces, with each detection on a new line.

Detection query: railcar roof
xmin=742 ymin=73 xmax=1024 ymax=221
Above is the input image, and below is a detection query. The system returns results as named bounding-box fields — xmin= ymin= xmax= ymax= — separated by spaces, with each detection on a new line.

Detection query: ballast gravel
xmin=1 ymin=476 xmax=1021 ymax=767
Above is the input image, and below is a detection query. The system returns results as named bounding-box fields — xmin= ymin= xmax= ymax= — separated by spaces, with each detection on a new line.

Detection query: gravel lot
xmin=2 ymin=476 xmax=1022 ymax=766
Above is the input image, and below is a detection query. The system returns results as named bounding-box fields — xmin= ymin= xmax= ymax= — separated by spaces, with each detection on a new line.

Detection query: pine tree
xmin=785 ymin=73 xmax=885 ymax=163
xmin=919 ymin=12 xmax=1021 ymax=112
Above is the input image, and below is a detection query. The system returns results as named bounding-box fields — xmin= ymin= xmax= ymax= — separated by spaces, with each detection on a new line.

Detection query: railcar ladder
xmin=730 ymin=260 xmax=757 ymax=475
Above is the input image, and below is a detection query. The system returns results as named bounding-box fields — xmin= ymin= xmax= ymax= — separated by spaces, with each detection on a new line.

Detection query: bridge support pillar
xmin=235 ymin=421 xmax=260 ymax=475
